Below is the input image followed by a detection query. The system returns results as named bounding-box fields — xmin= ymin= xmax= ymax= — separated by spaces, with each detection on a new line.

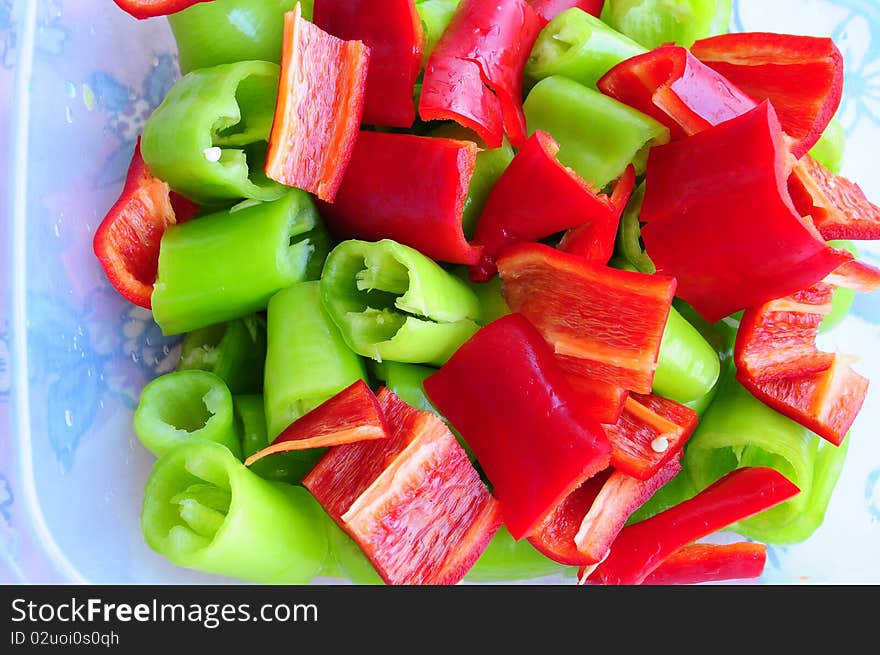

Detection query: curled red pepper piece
xmin=303 ymin=388 xmax=501 ymax=585
xmin=419 ymin=0 xmax=543 ymax=148
xmin=424 ymin=314 xmax=612 ymax=540
xmin=640 ymin=102 xmax=851 ymax=322
xmin=112 ymin=0 xmax=210 ymax=20
xmin=497 ymin=243 xmax=676 ymax=395
xmin=321 ymin=132 xmax=480 ymax=265
xmin=92 ymin=139 xmax=192 ymax=309
xmin=691 ymin=32 xmax=844 ymax=159
xmin=641 ymin=542 xmax=768 ymax=586
xmin=590 ymin=467 xmax=799 ymax=585
xmin=825 ymin=259 xmax=880 ymax=293
xmin=265 ymin=5 xmax=370 ymax=202
xmin=244 ymin=380 xmax=389 ymax=466
xmin=529 ymin=0 xmax=604 ymax=22
xmin=313 ymin=0 xmax=424 ymax=128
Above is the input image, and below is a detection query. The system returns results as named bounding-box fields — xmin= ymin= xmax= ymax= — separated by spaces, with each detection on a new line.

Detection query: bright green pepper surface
xmin=177 ymin=315 xmax=266 ymax=395
xmin=601 ymin=0 xmax=732 ymax=50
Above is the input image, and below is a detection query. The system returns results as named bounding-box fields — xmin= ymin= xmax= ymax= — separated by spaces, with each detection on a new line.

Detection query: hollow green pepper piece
xmin=141 ymin=61 xmax=284 ymax=204
xmin=325 ymin=517 xmax=384 ymax=585
xmin=601 ymin=0 xmax=732 ymax=50
xmin=169 ymin=0 xmax=308 ymax=75
xmin=524 ymin=75 xmax=669 ymax=189
xmin=370 ymin=361 xmax=439 ymax=414
xmin=809 ymin=118 xmax=846 ymax=174
xmin=134 ymin=370 xmax=241 ymax=459
xmin=615 ymin=181 xmax=656 ymax=274
xmin=141 ymin=440 xmax=328 ymax=583
xmin=821 ymin=240 xmax=858 ymax=333
xmin=415 ymin=0 xmax=461 ymax=61
xmin=264 ymin=281 xmax=368 ymax=440
xmin=152 ymin=190 xmax=329 ymax=336
xmin=451 ymin=268 xmax=512 ymax=326
xmin=321 ymin=239 xmax=482 ymax=366
xmin=465 ymin=526 xmax=573 ymax=582
xmin=526 ymin=7 xmax=647 ymax=90
xmin=233 ymin=395 xmax=318 ymax=484
xmin=177 ymin=315 xmax=266 ymax=395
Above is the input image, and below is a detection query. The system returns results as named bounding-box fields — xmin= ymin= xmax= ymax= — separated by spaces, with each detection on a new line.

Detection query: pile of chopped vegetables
xmin=100 ymin=0 xmax=880 ymax=585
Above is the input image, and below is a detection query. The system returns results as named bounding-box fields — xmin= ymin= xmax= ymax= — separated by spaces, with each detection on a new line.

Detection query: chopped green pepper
xmin=465 ymin=526 xmax=572 ymax=582
xmin=177 ymin=315 xmax=266 ymax=394
xmin=809 ymin=118 xmax=846 ymax=174
xmin=601 ymin=0 xmax=732 ymax=50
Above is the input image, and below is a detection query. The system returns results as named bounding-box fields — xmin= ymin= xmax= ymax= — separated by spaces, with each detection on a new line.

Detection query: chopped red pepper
xmin=530 ymin=0 xmax=604 ymax=22
xmin=313 ymin=0 xmax=423 ymax=128
xmin=590 ymin=467 xmax=799 ymax=585
xmin=321 ymin=132 xmax=480 ymax=265
xmin=565 ymin=375 xmax=628 ymax=425
xmin=641 ymin=542 xmax=768 ymax=585
xmin=690 ymin=33 xmax=844 ymax=159
xmin=303 ymin=388 xmax=501 ymax=585
xmin=640 ymin=102 xmax=852 ymax=322
xmin=603 ymin=393 xmax=697 ymax=480
xmin=265 ymin=5 xmax=370 ymax=203
xmin=471 ymin=131 xmax=620 ymax=281
xmin=112 ymin=0 xmax=209 ymax=20
xmin=496 ymin=243 xmax=676 ymax=395
xmin=419 ymin=0 xmax=543 ymax=148
xmin=558 ymin=165 xmax=636 ymax=264
xmin=244 ymin=380 xmax=389 ymax=466
xmin=598 ymin=45 xmax=756 ymax=141
xmin=825 ymin=259 xmax=880 ymax=293
xmin=789 ymin=155 xmax=880 ymax=241
xmin=92 ymin=139 xmax=191 ymax=310
xmin=423 ymin=314 xmax=612 ymax=540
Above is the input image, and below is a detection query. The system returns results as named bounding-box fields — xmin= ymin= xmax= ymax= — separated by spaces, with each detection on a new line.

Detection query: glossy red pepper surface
xmin=112 ymin=0 xmax=210 ymax=20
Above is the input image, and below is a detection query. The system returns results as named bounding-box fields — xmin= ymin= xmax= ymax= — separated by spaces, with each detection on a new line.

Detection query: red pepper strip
xmin=419 ymin=0 xmax=543 ymax=148
xmin=303 ymin=388 xmax=501 ymax=585
xmin=471 ymin=131 xmax=619 ymax=281
xmin=321 ymin=132 xmax=480 ymax=265
xmin=641 ymin=542 xmax=767 ymax=586
xmin=313 ymin=0 xmax=423 ymax=128
xmin=424 ymin=314 xmax=611 ymax=540
xmin=603 ymin=393 xmax=697 ymax=480
xmin=529 ymin=0 xmax=604 ymax=22
xmin=497 ymin=243 xmax=676 ymax=394
xmin=244 ymin=380 xmax=389 ymax=466
xmin=565 ymin=375 xmax=628 ymax=425
xmin=558 ymin=165 xmax=636 ymax=264
xmin=738 ymin=356 xmax=868 ymax=447
xmin=265 ymin=5 xmax=370 ymax=203
xmin=788 ymin=155 xmax=880 ymax=241
xmin=112 ymin=0 xmax=209 ymax=20
xmin=691 ymin=33 xmax=843 ymax=159
xmin=92 ymin=138 xmax=190 ymax=309
xmin=735 ymin=283 xmax=836 ymax=384
xmin=640 ymin=102 xmax=852 ymax=322
xmin=574 ymin=457 xmax=682 ymax=564
xmin=590 ymin=467 xmax=799 ymax=585
xmin=597 ymin=46 xmax=757 ymax=141
xmin=824 ymin=259 xmax=880 ymax=293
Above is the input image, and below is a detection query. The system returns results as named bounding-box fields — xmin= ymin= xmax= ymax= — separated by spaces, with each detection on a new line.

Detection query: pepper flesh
xmin=265 ymin=5 xmax=370 ymax=202
xmin=641 ymin=542 xmax=767 ymax=585
xmin=530 ymin=0 xmax=604 ymax=22
xmin=113 ymin=0 xmax=210 ymax=20
xmin=600 ymin=0 xmax=731 ymax=50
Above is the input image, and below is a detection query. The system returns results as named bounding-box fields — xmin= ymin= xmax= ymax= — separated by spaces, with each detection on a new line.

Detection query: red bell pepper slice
xmin=303 ymin=388 xmax=501 ymax=585
xmin=590 ymin=467 xmax=799 ymax=585
xmin=244 ymin=380 xmax=389 ymax=466
xmin=640 ymin=102 xmax=852 ymax=322
xmin=565 ymin=375 xmax=628 ymax=425
xmin=825 ymin=259 xmax=880 ymax=293
xmin=598 ymin=46 xmax=757 ymax=141
xmin=321 ymin=132 xmax=481 ymax=265
xmin=470 ymin=131 xmax=620 ymax=281
xmin=423 ymin=314 xmax=612 ymax=540
xmin=690 ymin=33 xmax=843 ymax=159
xmin=265 ymin=5 xmax=370 ymax=203
xmin=112 ymin=0 xmax=209 ymax=20
xmin=788 ymin=155 xmax=880 ymax=241
xmin=529 ymin=0 xmax=604 ymax=23
xmin=419 ymin=0 xmax=543 ymax=148
xmin=558 ymin=165 xmax=636 ymax=264
xmin=496 ymin=243 xmax=676 ymax=395
xmin=603 ymin=393 xmax=697 ymax=480
xmin=313 ymin=0 xmax=423 ymax=128
xmin=641 ymin=542 xmax=768 ymax=585
xmin=92 ymin=139 xmax=194 ymax=310
xmin=738 ymin=356 xmax=868 ymax=447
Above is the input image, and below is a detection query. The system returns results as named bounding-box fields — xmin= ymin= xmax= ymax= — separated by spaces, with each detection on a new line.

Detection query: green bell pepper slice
xmin=152 ymin=190 xmax=330 ymax=336
xmin=526 ymin=7 xmax=647 ymax=90
xmin=169 ymin=0 xmax=308 ymax=75
xmin=141 ymin=440 xmax=329 ymax=583
xmin=615 ymin=181 xmax=656 ymax=274
xmin=809 ymin=118 xmax=846 ymax=174
xmin=524 ymin=75 xmax=669 ymax=189
xmin=601 ymin=0 xmax=732 ymax=50
xmin=452 ymin=267 xmax=512 ymax=326
xmin=321 ymin=239 xmax=482 ymax=366
xmin=465 ymin=526 xmax=572 ymax=582
xmin=141 ymin=60 xmax=285 ymax=204
xmin=177 ymin=315 xmax=266 ymax=395
xmin=370 ymin=361 xmax=439 ymax=415
xmin=264 ymin=281 xmax=368 ymax=440
xmin=133 ymin=370 xmax=241 ymax=459
xmin=415 ymin=0 xmax=461 ymax=61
